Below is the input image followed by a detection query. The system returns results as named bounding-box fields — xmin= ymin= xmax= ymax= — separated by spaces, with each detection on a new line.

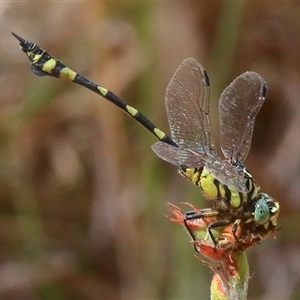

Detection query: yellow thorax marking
xmin=199 ymin=168 xmax=219 ymax=200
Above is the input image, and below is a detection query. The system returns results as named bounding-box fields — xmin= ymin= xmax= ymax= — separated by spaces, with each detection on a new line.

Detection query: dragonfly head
xmin=253 ymin=193 xmax=280 ymax=228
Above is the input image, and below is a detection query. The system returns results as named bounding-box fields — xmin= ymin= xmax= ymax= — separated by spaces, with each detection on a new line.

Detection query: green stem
xmin=210 ymin=251 xmax=249 ymax=300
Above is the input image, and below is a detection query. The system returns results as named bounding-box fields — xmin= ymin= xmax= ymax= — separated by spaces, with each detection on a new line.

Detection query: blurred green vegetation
xmin=1 ymin=2 xmax=300 ymax=299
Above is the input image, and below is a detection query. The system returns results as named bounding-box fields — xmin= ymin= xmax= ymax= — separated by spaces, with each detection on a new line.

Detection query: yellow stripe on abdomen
xmin=42 ymin=58 xmax=57 ymax=73
xmin=153 ymin=128 xmax=166 ymax=140
xmin=59 ymin=67 xmax=77 ymax=81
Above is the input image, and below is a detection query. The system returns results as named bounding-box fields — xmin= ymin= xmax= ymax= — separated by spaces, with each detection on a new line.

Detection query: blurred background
xmin=0 ymin=2 xmax=299 ymax=299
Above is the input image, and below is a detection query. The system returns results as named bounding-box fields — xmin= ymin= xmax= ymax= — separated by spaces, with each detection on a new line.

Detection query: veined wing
xmin=219 ymin=71 xmax=267 ymax=163
xmin=152 ymin=142 xmax=248 ymax=193
xmin=205 ymin=155 xmax=248 ymax=193
xmin=151 ymin=141 xmax=206 ymax=167
xmin=164 ymin=58 xmax=215 ymax=155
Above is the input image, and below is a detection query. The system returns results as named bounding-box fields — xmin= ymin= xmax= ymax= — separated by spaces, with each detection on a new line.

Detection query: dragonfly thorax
xmin=180 ymin=165 xmax=260 ymax=210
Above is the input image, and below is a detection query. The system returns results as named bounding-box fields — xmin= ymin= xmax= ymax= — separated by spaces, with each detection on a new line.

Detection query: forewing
xmin=219 ymin=71 xmax=267 ymax=162
xmin=165 ymin=58 xmax=215 ymax=155
xmin=151 ymin=141 xmax=206 ymax=168
xmin=205 ymin=155 xmax=248 ymax=193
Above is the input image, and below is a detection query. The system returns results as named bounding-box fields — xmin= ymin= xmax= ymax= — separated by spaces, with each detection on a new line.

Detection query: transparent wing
xmin=151 ymin=141 xmax=206 ymax=167
xmin=152 ymin=142 xmax=248 ymax=193
xmin=205 ymin=155 xmax=248 ymax=193
xmin=219 ymin=71 xmax=267 ymax=162
xmin=165 ymin=58 xmax=215 ymax=155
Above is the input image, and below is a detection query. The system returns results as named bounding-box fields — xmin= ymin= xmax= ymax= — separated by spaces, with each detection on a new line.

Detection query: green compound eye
xmin=253 ymin=193 xmax=271 ymax=225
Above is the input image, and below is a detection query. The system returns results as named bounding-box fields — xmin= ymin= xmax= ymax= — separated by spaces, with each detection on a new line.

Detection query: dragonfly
xmin=12 ymin=32 xmax=279 ymax=252
xmin=150 ymin=58 xmax=280 ymax=250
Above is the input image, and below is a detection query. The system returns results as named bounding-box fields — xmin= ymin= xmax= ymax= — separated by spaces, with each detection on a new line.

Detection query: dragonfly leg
xmin=184 ymin=209 xmax=221 ymax=252
xmin=207 ymin=219 xmax=233 ymax=248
